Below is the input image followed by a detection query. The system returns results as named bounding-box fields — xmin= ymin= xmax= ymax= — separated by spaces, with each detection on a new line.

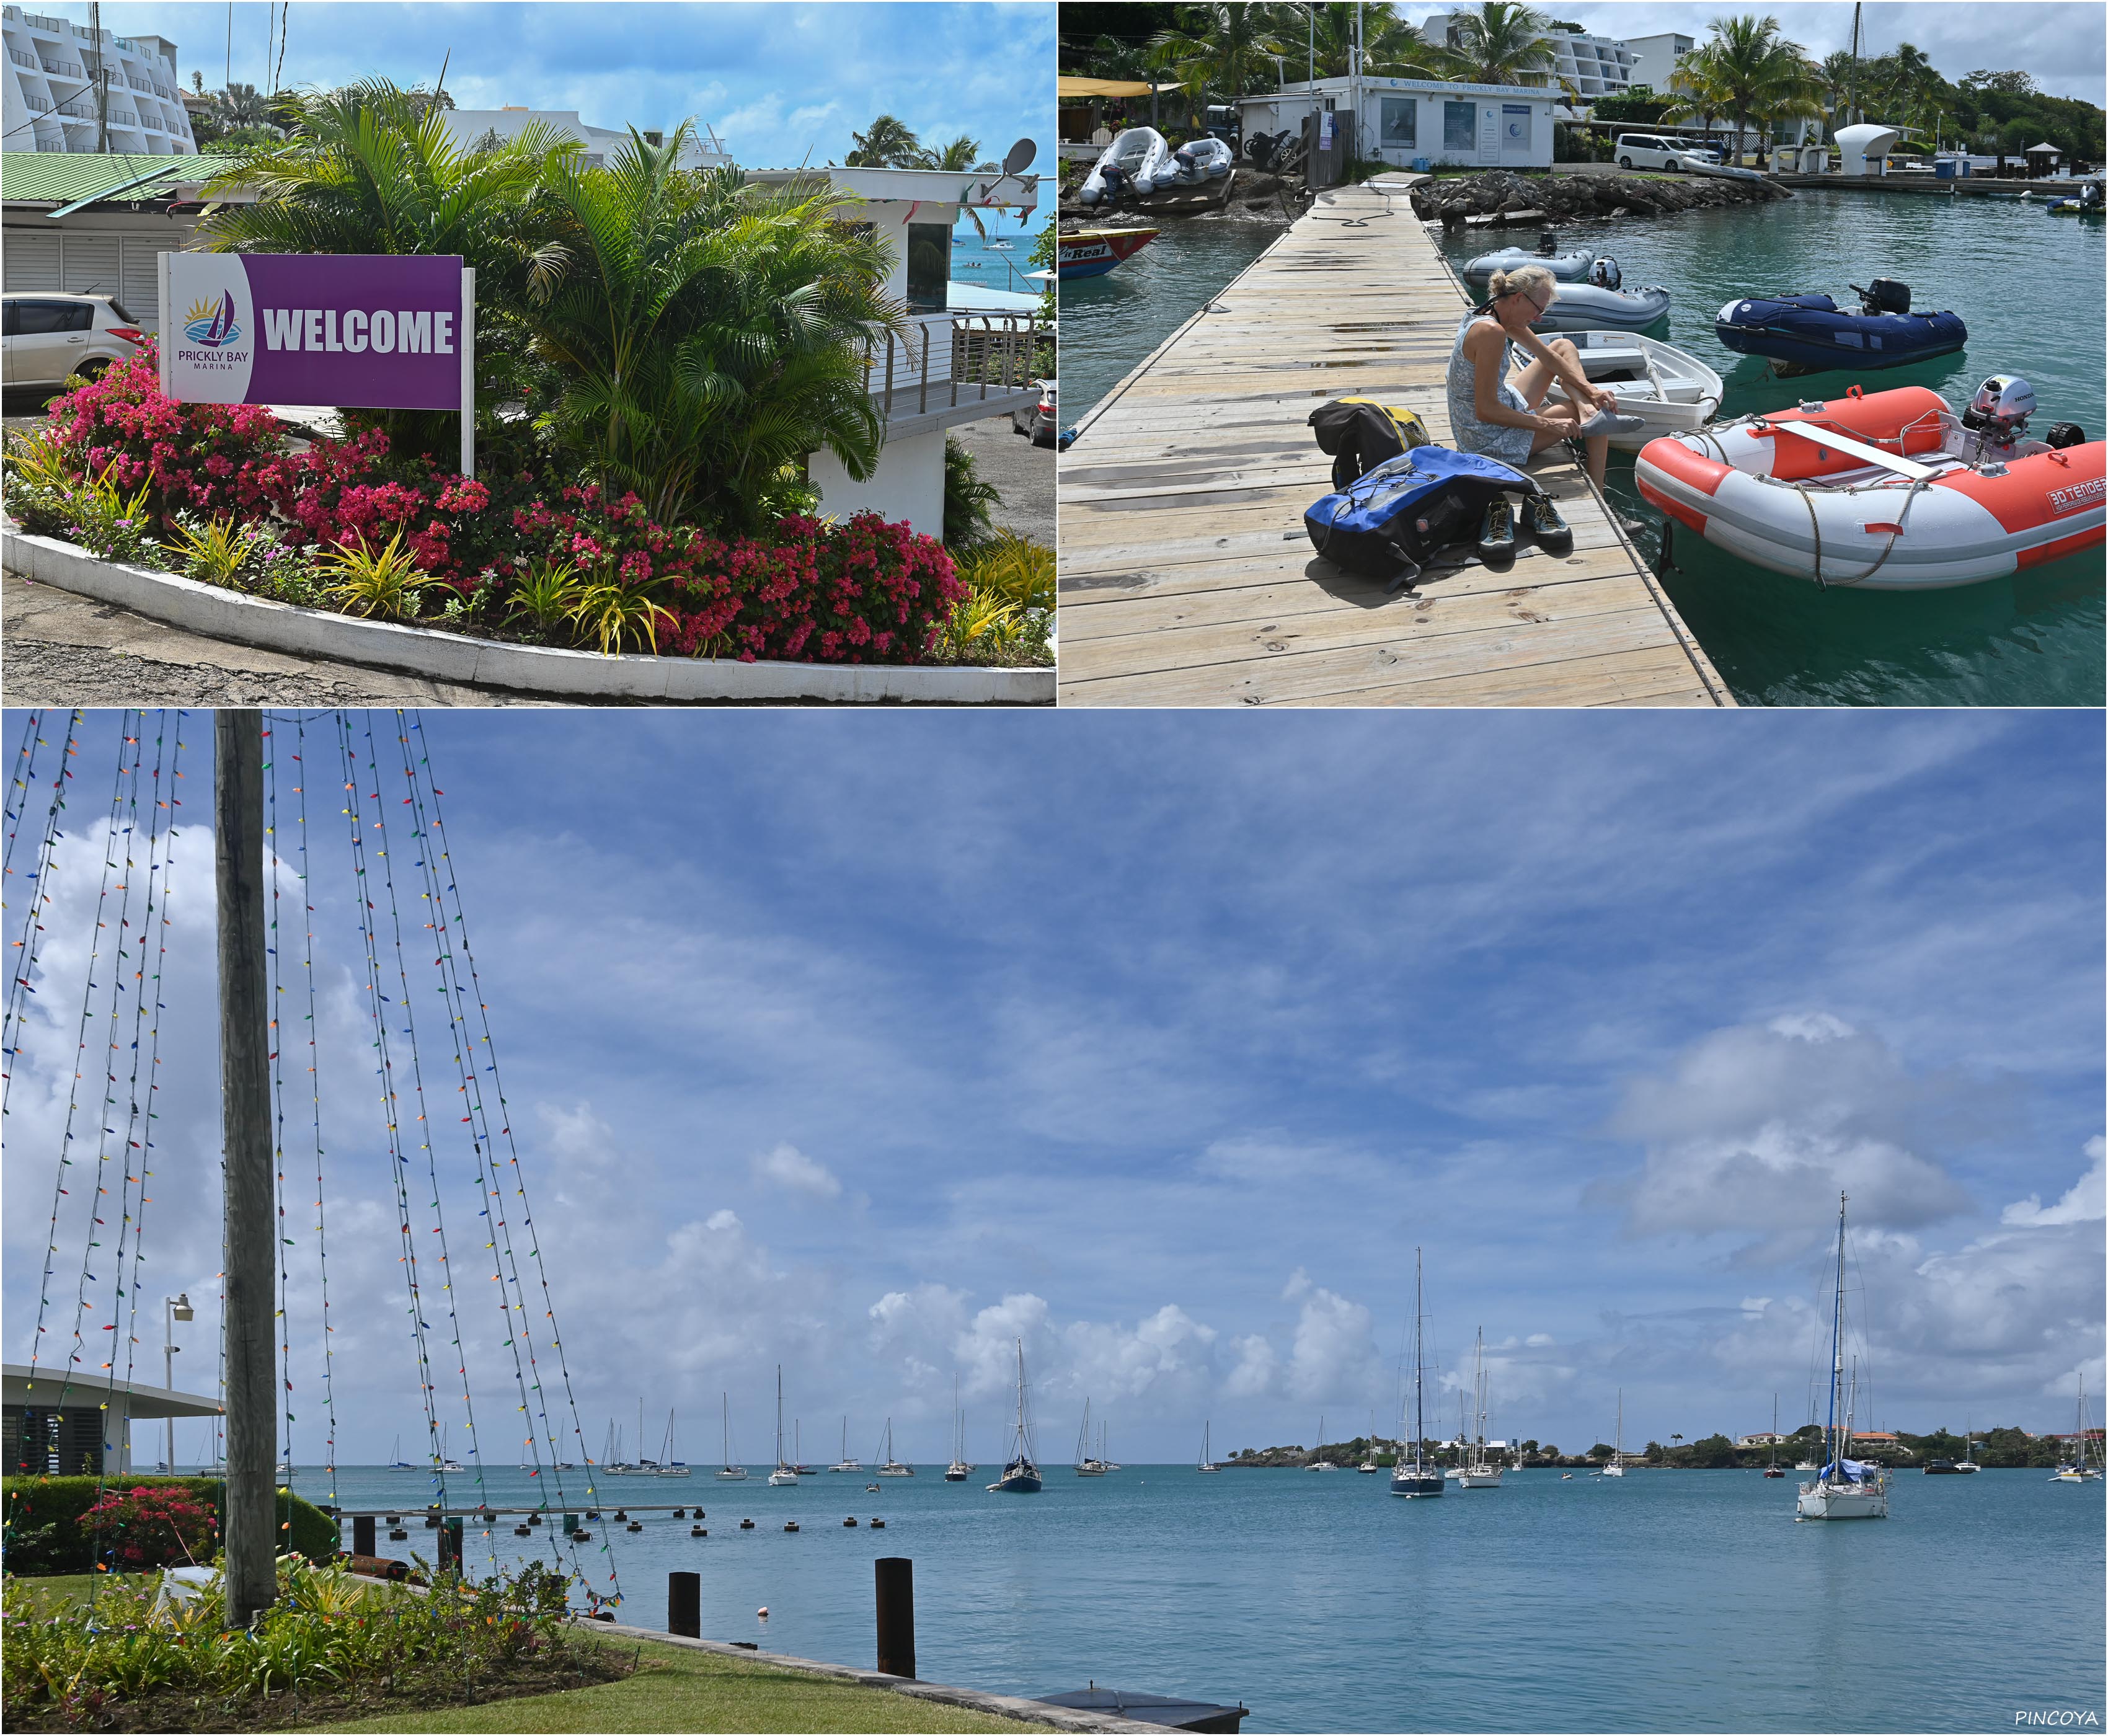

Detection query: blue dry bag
xmin=1303 ymin=446 xmax=1540 ymax=590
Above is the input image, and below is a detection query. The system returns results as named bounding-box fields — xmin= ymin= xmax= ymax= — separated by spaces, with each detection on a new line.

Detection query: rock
xmin=1610 ymin=206 xmax=1631 ymax=218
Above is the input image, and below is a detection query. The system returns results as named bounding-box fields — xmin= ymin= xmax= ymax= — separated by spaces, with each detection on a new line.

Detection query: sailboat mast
xmin=1412 ymin=1247 xmax=1425 ymax=1466
xmin=1827 ymin=1192 xmax=1847 ymax=1471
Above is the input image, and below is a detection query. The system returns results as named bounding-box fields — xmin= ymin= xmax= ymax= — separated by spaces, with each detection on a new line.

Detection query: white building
xmin=440 ymin=107 xmax=731 ymax=172
xmin=1622 ymin=31 xmax=1696 ymax=95
xmin=1240 ymin=76 xmax=1557 ymax=170
xmin=2 ymin=4 xmax=195 ymax=154
xmin=1417 ymin=11 xmax=1636 ymax=101
xmin=743 ymin=163 xmax=1045 ymax=539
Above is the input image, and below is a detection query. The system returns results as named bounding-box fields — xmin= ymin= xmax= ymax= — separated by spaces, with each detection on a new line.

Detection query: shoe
xmin=1476 ymin=497 xmax=1517 ymax=567
xmin=1521 ymin=493 xmax=1573 ymax=556
xmin=1577 ymin=407 xmax=1649 ymax=440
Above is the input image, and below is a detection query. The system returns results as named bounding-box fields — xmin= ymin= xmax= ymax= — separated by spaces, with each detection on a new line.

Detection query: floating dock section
xmin=1056 ymin=179 xmax=1732 ymax=707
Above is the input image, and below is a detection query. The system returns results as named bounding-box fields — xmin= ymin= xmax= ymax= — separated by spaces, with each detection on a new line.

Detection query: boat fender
xmin=2047 ymin=422 xmax=2088 ymax=448
xmin=1588 ymin=256 xmax=1622 ymax=290
xmin=1658 ymin=515 xmax=1676 ymax=572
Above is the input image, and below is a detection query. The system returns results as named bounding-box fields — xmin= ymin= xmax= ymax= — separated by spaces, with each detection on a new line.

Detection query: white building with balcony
xmin=1623 ymin=32 xmax=1696 ymax=95
xmin=440 ymin=107 xmax=730 ymax=172
xmin=2 ymin=4 xmax=195 ymax=155
xmin=743 ymin=162 xmax=1045 ymax=539
xmin=1416 ymin=12 xmax=1636 ymax=103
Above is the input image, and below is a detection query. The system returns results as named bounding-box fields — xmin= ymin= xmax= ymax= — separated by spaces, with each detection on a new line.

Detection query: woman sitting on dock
xmin=1447 ymin=264 xmax=1643 ymax=501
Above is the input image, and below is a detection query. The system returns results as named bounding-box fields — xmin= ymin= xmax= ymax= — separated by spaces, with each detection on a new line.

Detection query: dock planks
xmin=1056 ymin=180 xmax=1732 ymax=707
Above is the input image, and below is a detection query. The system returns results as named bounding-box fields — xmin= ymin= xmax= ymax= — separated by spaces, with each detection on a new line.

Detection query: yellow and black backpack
xmin=1308 ymin=399 xmax=1431 ymax=491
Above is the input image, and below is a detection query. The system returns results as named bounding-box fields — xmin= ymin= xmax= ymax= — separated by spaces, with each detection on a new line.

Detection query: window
xmin=905 ymin=219 xmax=949 ymax=314
xmin=1380 ymin=97 xmax=1417 ymax=149
xmin=9 ymin=298 xmax=92 ymax=334
xmin=1443 ymin=101 xmax=1476 ymax=153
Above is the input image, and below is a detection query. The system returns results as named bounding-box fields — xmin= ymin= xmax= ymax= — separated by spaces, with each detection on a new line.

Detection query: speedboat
xmin=1078 ymin=128 xmax=1172 ymax=205
xmin=1635 ymin=374 xmax=2102 ymax=588
xmin=1543 ymin=330 xmax=1723 ymax=450
xmin=1715 ymin=278 xmax=1965 ymax=374
xmin=1058 ymin=226 xmax=1158 ymax=280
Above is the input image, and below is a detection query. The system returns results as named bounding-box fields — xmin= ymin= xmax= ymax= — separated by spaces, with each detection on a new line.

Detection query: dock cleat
xmin=1521 ymin=493 xmax=1573 ymax=555
xmin=1476 ymin=497 xmax=1517 ymax=567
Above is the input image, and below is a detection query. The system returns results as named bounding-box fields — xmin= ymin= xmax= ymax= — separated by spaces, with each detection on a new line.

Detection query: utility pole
xmin=89 ymin=0 xmax=107 ymax=152
xmin=216 ymin=711 xmax=276 ymax=1630
xmin=163 ymin=1292 xmax=193 ymax=1471
xmin=1848 ymin=2 xmax=1861 ymax=129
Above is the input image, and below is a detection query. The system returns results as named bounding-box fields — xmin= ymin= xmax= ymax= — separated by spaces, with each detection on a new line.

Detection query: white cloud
xmin=1224 ymin=1334 xmax=1280 ymax=1398
xmin=2002 ymin=1136 xmax=2106 ymax=1227
xmin=534 ymin=1100 xmax=618 ymax=1171
xmin=753 ymin=1142 xmax=841 ymax=1201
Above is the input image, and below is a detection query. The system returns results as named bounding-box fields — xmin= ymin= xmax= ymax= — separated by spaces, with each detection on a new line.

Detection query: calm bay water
xmin=288 ymin=1462 xmax=2104 ymax=1732
xmin=1059 ymin=215 xmax=1288 ymax=415
xmin=1434 ymin=188 xmax=2106 ymax=707
xmin=951 ymin=225 xmax=1047 ymax=299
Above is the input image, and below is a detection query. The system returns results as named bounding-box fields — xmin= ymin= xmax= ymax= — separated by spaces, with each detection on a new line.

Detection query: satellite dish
xmin=1003 ymin=138 xmax=1035 ymax=175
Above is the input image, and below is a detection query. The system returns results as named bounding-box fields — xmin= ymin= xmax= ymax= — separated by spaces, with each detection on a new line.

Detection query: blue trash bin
xmin=1412 ymin=157 xmax=1432 ymax=173
xmin=1934 ymin=159 xmax=1955 ymax=180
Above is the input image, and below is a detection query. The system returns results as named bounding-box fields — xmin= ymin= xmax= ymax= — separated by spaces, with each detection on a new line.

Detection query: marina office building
xmin=1239 ymin=78 xmax=1558 ymax=170
xmin=1 ymin=3 xmax=197 ymax=155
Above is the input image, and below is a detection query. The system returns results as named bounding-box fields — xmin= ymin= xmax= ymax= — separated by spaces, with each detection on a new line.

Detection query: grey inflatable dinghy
xmin=1531 ymin=280 xmax=1672 ymax=333
xmin=1461 ymin=247 xmax=1597 ymax=287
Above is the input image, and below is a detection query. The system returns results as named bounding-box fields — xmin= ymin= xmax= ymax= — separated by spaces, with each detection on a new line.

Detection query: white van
xmin=1613 ymin=134 xmax=1719 ymax=172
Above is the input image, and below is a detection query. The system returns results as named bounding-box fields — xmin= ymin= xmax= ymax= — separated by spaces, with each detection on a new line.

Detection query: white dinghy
xmin=1079 ymin=128 xmax=1173 ymax=204
xmin=1543 ymin=330 xmax=1723 ymax=451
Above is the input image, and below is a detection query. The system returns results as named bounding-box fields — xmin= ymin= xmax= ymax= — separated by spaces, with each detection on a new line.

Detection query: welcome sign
xmin=159 ymin=253 xmax=472 ymax=412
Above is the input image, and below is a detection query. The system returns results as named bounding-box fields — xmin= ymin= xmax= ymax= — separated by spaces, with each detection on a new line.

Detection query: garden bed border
xmin=1 ymin=526 xmax=1053 ymax=706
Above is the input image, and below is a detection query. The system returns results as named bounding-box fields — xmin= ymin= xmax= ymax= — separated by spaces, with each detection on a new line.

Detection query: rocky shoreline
xmin=1410 ymin=167 xmax=1792 ymax=226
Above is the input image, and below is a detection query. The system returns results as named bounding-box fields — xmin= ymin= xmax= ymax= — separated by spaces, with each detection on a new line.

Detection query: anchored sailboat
xmin=2050 ymin=1379 xmax=2101 ymax=1482
xmin=1390 ymin=1249 xmax=1443 ymax=1498
xmin=946 ymin=1376 xmax=972 ymax=1480
xmin=657 ymin=1407 xmax=690 ymax=1476
xmin=769 ymin=1368 xmax=799 ymax=1485
xmin=1074 ymin=1399 xmax=1109 ymax=1476
xmin=831 ymin=1417 xmax=861 ymax=1473
xmin=1456 ymin=1329 xmax=1502 ymax=1489
xmin=990 ymin=1339 xmax=1042 ymax=1492
xmin=1602 ymin=1391 xmax=1626 ymax=1477
xmin=1197 ymin=1421 xmax=1220 ymax=1473
xmin=1764 ymin=1394 xmax=1786 ymax=1477
xmin=1796 ymin=1192 xmax=1889 ymax=1520
xmin=387 ymin=1433 xmax=415 ymax=1472
xmin=875 ymin=1418 xmax=914 ymax=1476
xmin=716 ymin=1392 xmax=748 ymax=1481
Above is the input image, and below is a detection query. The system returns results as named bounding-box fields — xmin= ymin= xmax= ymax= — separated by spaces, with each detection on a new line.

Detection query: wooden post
xmin=352 ymin=1514 xmax=376 ymax=1556
xmin=668 ymin=1570 xmax=700 ymax=1638
xmin=440 ymin=1517 xmax=463 ymax=1570
xmin=874 ymin=1556 xmax=914 ymax=1678
xmin=216 ymin=710 xmax=275 ymax=1631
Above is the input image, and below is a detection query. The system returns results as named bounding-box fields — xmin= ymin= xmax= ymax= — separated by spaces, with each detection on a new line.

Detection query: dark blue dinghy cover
xmin=1715 ymin=292 xmax=1967 ymax=373
xmin=1304 ymin=446 xmax=1539 ymax=587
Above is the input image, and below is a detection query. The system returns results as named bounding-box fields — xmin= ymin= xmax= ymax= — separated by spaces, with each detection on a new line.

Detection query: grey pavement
xmin=952 ymin=413 xmax=1055 ymax=547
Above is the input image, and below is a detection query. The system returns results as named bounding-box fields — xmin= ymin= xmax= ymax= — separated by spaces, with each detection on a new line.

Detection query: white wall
xmin=810 ymin=426 xmax=946 ymax=540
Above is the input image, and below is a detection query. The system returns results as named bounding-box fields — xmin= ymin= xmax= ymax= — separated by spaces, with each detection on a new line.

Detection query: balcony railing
xmin=56 ymin=99 xmax=92 ymax=117
xmin=41 ymin=56 xmax=79 ymax=74
xmin=8 ymin=45 xmax=37 ymax=66
xmin=864 ymin=311 xmax=1047 ymax=423
xmin=22 ymin=12 xmax=69 ymax=33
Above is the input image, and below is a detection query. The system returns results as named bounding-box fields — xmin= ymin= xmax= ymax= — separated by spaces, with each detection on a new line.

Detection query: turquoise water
xmin=952 ymin=223 xmax=1047 ymax=298
xmin=1058 ymin=215 xmax=1288 ymax=415
xmin=1435 ymin=189 xmax=2106 ymax=706
xmin=286 ymin=1463 xmax=2104 ymax=1731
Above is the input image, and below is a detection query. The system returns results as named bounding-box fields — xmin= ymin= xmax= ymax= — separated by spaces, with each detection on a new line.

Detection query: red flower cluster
xmin=79 ymin=1484 xmax=219 ymax=1572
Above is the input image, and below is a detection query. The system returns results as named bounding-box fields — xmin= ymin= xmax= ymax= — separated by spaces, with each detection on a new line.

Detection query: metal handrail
xmin=865 ymin=310 xmax=1045 ymax=423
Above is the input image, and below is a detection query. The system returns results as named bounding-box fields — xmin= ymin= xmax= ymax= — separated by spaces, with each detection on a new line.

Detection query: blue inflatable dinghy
xmin=1714 ymin=278 xmax=1965 ymax=374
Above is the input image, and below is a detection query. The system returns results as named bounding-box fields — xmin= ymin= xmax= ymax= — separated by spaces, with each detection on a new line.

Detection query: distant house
xmin=1736 ymin=1432 xmax=1789 ymax=1448
xmin=440 ymin=107 xmax=730 ymax=172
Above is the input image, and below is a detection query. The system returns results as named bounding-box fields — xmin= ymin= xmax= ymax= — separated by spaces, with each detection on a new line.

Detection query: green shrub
xmin=3 ymin=1477 xmax=335 ymax=1577
xmin=942 ymin=433 xmax=1003 ymax=549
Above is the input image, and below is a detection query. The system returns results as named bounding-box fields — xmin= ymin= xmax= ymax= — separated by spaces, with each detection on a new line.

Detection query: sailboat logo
xmin=182 ymin=292 xmax=241 ymax=348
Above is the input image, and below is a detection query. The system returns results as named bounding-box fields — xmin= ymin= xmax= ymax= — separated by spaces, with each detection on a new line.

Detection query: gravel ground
xmin=950 ymin=412 xmax=1055 ymax=547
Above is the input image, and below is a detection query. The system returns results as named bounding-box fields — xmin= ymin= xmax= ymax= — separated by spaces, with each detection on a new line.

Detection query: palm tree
xmin=198 ymin=78 xmax=572 ymax=460
xmin=845 ymin=113 xmax=924 ymax=168
xmin=1407 ymin=2 xmax=1561 ymax=88
xmin=1300 ymin=2 xmax=1440 ymax=80
xmin=1814 ymin=49 xmax=1858 ymax=136
xmin=1668 ymin=15 xmax=1821 ymax=166
xmin=924 ymin=135 xmax=994 ymax=172
xmin=1148 ymin=2 xmax=1293 ymax=115
xmin=520 ymin=128 xmax=905 ymax=532
xmin=214 ymin=81 xmax=274 ymax=129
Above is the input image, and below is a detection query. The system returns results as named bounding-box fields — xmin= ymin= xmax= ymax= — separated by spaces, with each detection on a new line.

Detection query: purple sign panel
xmin=161 ymin=253 xmax=467 ymax=410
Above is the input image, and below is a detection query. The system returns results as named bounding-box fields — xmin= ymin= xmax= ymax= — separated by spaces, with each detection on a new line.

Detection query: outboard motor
xmin=1854 ymin=278 xmax=1911 ymax=316
xmin=1535 ymin=228 xmax=1561 ymax=257
xmin=1587 ymin=257 xmax=1623 ymax=291
xmin=1961 ymin=374 xmax=2037 ymax=445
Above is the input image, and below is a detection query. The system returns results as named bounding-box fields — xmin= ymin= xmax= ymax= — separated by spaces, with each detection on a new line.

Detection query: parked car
xmin=1012 ymin=376 xmax=1056 ymax=446
xmin=1613 ymin=134 xmax=1719 ymax=172
xmin=2 ymin=292 xmax=149 ymax=392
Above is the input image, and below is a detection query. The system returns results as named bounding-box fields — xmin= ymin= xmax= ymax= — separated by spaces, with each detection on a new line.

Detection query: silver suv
xmin=2 ymin=292 xmax=149 ymax=392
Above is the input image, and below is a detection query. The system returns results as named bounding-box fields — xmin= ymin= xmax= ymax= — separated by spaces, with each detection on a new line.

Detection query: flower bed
xmin=4 ymin=344 xmax=985 ymax=669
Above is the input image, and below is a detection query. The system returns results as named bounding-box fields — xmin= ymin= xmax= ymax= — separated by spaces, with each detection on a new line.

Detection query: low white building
xmin=2 ymin=4 xmax=196 ymax=156
xmin=743 ymin=163 xmax=1045 ymax=539
xmin=4 ymin=1362 xmax=221 ymax=1476
xmin=1241 ymin=76 xmax=1556 ymax=170
xmin=441 ymin=107 xmax=730 ymax=171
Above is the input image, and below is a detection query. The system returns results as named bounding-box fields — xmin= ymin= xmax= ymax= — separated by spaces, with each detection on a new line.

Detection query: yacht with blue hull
xmin=1716 ymin=279 xmax=1966 ymax=374
xmin=991 ymin=1339 xmax=1043 ymax=1493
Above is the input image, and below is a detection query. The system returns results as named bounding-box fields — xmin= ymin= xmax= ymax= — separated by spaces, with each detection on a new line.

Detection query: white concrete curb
xmin=1 ymin=528 xmax=1053 ymax=706
xmin=591 ymin=1621 xmax=1168 ymax=1733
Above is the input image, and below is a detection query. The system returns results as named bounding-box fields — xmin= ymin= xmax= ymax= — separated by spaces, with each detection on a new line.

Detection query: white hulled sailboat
xmin=716 ymin=1392 xmax=748 ymax=1481
xmin=1197 ymin=1421 xmax=1220 ymax=1473
xmin=1796 ymin=1192 xmax=1889 ymax=1520
xmin=769 ymin=1368 xmax=799 ymax=1485
xmin=830 ymin=1416 xmax=862 ymax=1473
xmin=875 ymin=1418 xmax=914 ymax=1476
xmin=2050 ymin=1379 xmax=2101 ymax=1482
xmin=1074 ymin=1397 xmax=1109 ymax=1476
xmin=1602 ymin=1391 xmax=1625 ymax=1477
xmin=1457 ymin=1329 xmax=1502 ymax=1489
xmin=946 ymin=1376 xmax=973 ymax=1480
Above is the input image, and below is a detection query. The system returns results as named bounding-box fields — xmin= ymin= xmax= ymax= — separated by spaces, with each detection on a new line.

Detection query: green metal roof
xmin=0 ymin=149 xmax=220 ymax=204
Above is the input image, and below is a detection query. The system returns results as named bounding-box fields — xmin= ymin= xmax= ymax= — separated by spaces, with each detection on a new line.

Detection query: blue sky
xmin=2 ymin=709 xmax=2101 ymax=1469
xmin=1557 ymin=4 xmax=2101 ymax=105
xmin=84 ymin=2 xmax=1055 ymax=221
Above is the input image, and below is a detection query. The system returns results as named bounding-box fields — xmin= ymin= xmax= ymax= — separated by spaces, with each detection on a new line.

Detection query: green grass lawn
xmin=301 ymin=1636 xmax=1044 ymax=1735
xmin=6 ymin=1572 xmax=104 ymax=1611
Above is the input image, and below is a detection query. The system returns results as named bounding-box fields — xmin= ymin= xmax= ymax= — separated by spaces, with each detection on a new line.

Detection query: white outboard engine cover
xmin=1965 ymin=374 xmax=2037 ymax=443
xmin=1587 ymin=257 xmax=1622 ymax=290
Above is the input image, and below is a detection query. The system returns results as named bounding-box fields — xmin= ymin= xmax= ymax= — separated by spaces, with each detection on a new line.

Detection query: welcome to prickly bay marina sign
xmin=159 ymin=253 xmax=477 ymax=471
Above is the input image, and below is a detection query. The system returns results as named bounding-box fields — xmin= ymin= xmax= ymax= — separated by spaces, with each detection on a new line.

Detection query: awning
xmin=1058 ymin=78 xmax=1179 ymax=100
xmin=2026 ymin=141 xmax=2062 ymax=153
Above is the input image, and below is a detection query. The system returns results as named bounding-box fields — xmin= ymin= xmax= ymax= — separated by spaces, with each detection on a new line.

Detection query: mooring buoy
xmin=843 ymin=1517 xmax=858 ymax=1526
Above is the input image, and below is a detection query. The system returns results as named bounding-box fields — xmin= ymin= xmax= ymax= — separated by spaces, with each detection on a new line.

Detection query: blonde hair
xmin=1486 ymin=263 xmax=1557 ymax=306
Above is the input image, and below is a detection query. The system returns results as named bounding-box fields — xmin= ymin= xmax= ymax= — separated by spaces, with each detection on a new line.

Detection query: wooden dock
xmin=1056 ymin=179 xmax=1732 ymax=707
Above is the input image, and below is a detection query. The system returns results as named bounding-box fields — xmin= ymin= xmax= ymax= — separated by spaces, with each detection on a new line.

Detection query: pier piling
xmin=352 ymin=1515 xmax=375 ymax=1557
xmin=875 ymin=1556 xmax=916 ymax=1679
xmin=668 ymin=1571 xmax=701 ymax=1639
